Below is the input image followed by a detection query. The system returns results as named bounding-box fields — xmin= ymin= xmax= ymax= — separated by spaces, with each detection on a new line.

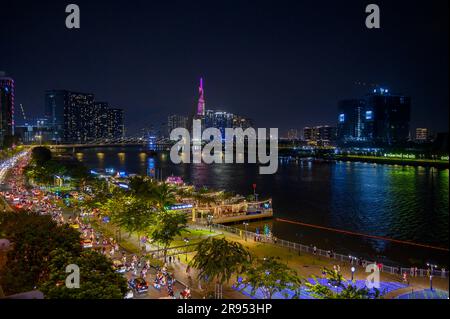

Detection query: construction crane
xmin=19 ymin=103 xmax=27 ymax=122
xmin=354 ymin=81 xmax=379 ymax=88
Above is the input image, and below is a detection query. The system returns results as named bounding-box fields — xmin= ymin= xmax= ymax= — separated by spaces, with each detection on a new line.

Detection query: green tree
xmin=129 ymin=176 xmax=158 ymax=201
xmin=24 ymin=160 xmax=67 ymax=186
xmin=40 ymin=248 xmax=128 ymax=299
xmin=106 ymin=192 xmax=153 ymax=236
xmin=241 ymin=256 xmax=303 ymax=299
xmin=305 ymin=267 xmax=381 ymax=299
xmin=31 ymin=146 xmax=52 ymax=164
xmin=190 ymin=237 xmax=251 ymax=298
xmin=0 ymin=212 xmax=81 ymax=295
xmin=152 ymin=182 xmax=176 ymax=210
xmin=148 ymin=211 xmax=188 ymax=262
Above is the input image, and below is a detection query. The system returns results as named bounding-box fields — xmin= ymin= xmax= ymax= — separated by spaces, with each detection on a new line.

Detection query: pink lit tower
xmin=196 ymin=77 xmax=206 ymax=117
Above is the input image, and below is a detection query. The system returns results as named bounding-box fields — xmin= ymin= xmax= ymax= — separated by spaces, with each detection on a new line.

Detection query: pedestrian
xmin=403 ymin=272 xmax=409 ymax=285
xmin=313 ymin=246 xmax=317 ymax=255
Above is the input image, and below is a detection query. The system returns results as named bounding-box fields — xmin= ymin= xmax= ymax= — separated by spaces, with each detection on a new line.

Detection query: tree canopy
xmin=241 ymin=256 xmax=303 ymax=299
xmin=0 ymin=212 xmax=81 ymax=295
xmin=305 ymin=267 xmax=381 ymax=299
xmin=31 ymin=146 xmax=52 ymax=165
xmin=190 ymin=237 xmax=251 ymax=285
xmin=40 ymin=248 xmax=128 ymax=299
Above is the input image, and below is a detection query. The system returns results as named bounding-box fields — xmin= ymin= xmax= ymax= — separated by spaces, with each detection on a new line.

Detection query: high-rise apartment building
xmin=337 ymin=88 xmax=411 ymax=145
xmin=0 ymin=72 xmax=15 ymax=146
xmin=45 ymin=90 xmax=123 ymax=143
xmin=168 ymin=114 xmax=188 ymax=136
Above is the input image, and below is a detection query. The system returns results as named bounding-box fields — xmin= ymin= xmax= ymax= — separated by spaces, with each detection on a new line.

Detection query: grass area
xmin=339 ymin=155 xmax=449 ymax=165
xmin=170 ymin=228 xmax=218 ymax=247
xmin=90 ymin=219 xmax=141 ymax=254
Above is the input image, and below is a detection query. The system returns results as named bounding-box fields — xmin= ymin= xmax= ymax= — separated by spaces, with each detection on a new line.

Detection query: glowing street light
xmin=207 ymin=214 xmax=213 ymax=233
xmin=184 ymin=238 xmax=190 ymax=261
xmin=351 ymin=266 xmax=356 ymax=281
xmin=427 ymin=263 xmax=438 ymax=291
xmin=243 ymin=222 xmax=249 ymax=241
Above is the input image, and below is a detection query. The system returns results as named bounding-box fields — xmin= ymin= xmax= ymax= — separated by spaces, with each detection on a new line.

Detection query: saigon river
xmin=72 ymin=146 xmax=449 ymax=267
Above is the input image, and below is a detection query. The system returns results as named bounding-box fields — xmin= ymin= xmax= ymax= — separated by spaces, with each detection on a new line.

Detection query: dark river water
xmin=73 ymin=146 xmax=449 ymax=267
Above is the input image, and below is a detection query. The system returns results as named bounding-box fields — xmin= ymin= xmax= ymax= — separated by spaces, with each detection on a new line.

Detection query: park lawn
xmin=90 ymin=219 xmax=141 ymax=254
xmin=170 ymin=228 xmax=219 ymax=247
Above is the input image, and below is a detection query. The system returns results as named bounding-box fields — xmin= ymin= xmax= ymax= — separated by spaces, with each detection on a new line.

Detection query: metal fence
xmin=192 ymin=223 xmax=448 ymax=279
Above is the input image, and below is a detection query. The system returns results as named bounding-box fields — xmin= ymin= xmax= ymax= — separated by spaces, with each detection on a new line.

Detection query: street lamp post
xmin=243 ymin=222 xmax=249 ymax=241
xmin=351 ymin=267 xmax=356 ymax=281
xmin=207 ymin=214 xmax=213 ymax=233
xmin=184 ymin=238 xmax=190 ymax=262
xmin=427 ymin=263 xmax=437 ymax=291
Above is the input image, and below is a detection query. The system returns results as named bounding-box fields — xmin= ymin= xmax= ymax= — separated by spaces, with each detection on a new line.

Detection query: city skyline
xmin=0 ymin=0 xmax=448 ymax=136
xmin=0 ymin=0 xmax=448 ymax=304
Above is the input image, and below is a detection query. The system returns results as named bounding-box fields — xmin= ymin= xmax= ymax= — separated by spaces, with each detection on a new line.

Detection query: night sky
xmin=1 ymin=0 xmax=448 ymax=135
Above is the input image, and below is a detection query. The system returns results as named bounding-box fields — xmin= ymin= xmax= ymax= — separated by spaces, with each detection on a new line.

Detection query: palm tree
xmin=305 ymin=267 xmax=381 ymax=299
xmin=190 ymin=237 xmax=251 ymax=298
xmin=152 ymin=182 xmax=176 ymax=211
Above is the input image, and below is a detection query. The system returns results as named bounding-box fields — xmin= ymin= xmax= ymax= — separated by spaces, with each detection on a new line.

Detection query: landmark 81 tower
xmin=197 ymin=77 xmax=206 ymax=117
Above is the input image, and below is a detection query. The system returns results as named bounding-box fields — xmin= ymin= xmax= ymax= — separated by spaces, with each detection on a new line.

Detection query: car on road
xmin=82 ymin=239 xmax=93 ymax=249
xmin=128 ymin=278 xmax=148 ymax=294
xmin=112 ymin=260 xmax=128 ymax=273
xmin=124 ymin=290 xmax=134 ymax=299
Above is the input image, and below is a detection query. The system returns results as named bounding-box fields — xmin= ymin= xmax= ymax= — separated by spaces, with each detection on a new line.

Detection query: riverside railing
xmin=191 ymin=223 xmax=448 ymax=280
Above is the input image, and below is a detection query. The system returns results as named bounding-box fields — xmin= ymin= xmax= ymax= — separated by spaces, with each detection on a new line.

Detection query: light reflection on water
xmin=75 ymin=146 xmax=449 ymax=266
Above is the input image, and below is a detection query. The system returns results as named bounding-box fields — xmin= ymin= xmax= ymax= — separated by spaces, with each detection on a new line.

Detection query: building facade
xmin=337 ymin=88 xmax=411 ymax=145
xmin=0 ymin=74 xmax=14 ymax=146
xmin=287 ymin=129 xmax=299 ymax=140
xmin=415 ymin=128 xmax=429 ymax=142
xmin=168 ymin=114 xmax=188 ymax=136
xmin=303 ymin=126 xmax=336 ymax=143
xmin=45 ymin=90 xmax=123 ymax=143
xmin=93 ymin=102 xmax=109 ymax=139
xmin=107 ymin=108 xmax=124 ymax=139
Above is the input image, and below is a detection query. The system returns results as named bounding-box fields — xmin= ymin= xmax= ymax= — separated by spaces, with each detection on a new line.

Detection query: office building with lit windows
xmin=337 ymin=88 xmax=411 ymax=146
xmin=45 ymin=90 xmax=124 ymax=143
xmin=107 ymin=108 xmax=124 ymax=139
xmin=168 ymin=114 xmax=189 ymax=136
xmin=0 ymin=72 xmax=15 ymax=146
xmin=415 ymin=128 xmax=429 ymax=142
xmin=93 ymin=102 xmax=109 ymax=139
xmin=303 ymin=126 xmax=336 ymax=143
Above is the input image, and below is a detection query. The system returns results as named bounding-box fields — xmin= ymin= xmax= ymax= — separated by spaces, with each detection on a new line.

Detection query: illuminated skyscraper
xmin=337 ymin=88 xmax=411 ymax=145
xmin=168 ymin=114 xmax=188 ymax=135
xmin=107 ymin=108 xmax=124 ymax=139
xmin=197 ymin=77 xmax=206 ymax=117
xmin=45 ymin=90 xmax=124 ymax=143
xmin=93 ymin=102 xmax=109 ymax=139
xmin=0 ymin=72 xmax=14 ymax=146
xmin=415 ymin=128 xmax=429 ymax=142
